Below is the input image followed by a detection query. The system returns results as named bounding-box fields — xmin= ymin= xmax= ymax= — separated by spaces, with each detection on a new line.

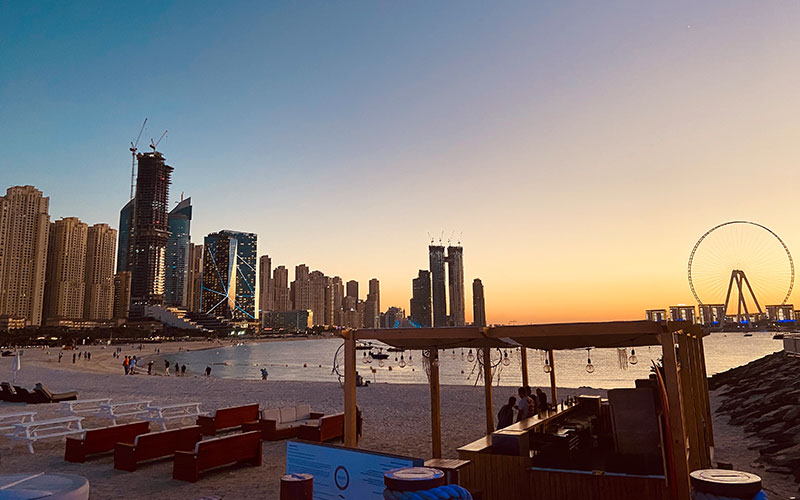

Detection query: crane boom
xmin=129 ymin=118 xmax=148 ymax=200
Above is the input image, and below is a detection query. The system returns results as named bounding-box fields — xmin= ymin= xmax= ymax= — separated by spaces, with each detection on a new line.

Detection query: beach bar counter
xmin=339 ymin=321 xmax=712 ymax=500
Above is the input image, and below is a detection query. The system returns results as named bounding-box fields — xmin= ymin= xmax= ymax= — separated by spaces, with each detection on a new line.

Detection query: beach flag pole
xmin=12 ymin=352 xmax=21 ymax=383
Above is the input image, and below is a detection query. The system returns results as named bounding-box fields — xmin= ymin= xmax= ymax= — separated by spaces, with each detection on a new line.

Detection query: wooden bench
xmin=114 ymin=425 xmax=202 ymax=472
xmin=197 ymin=404 xmax=260 ymax=436
xmin=96 ymin=401 xmax=152 ymax=425
xmin=242 ymin=405 xmax=322 ymax=441
xmin=6 ymin=416 xmax=84 ymax=454
xmin=65 ymin=421 xmax=150 ymax=463
xmin=173 ymin=431 xmax=262 ymax=482
xmin=0 ymin=411 xmax=36 ymax=434
xmin=297 ymin=412 xmax=344 ymax=443
xmin=145 ymin=403 xmax=206 ymax=431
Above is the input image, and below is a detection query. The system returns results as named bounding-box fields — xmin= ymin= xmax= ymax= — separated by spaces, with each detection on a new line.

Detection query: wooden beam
xmin=429 ymin=348 xmax=442 ymax=458
xmin=660 ymin=331 xmax=692 ymax=500
xmin=677 ymin=335 xmax=701 ymax=471
xmin=697 ymin=334 xmax=714 ymax=449
xmin=548 ymin=349 xmax=557 ymax=407
xmin=343 ymin=330 xmax=358 ymax=447
xmin=483 ymin=347 xmax=494 ymax=435
xmin=520 ymin=348 xmax=529 ymax=388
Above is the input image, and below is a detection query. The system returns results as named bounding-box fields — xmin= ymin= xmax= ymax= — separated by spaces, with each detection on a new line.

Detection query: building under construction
xmin=129 ymin=151 xmax=173 ymax=316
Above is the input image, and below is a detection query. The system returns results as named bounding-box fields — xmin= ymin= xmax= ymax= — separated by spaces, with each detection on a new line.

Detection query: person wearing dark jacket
xmin=497 ymin=396 xmax=516 ymax=429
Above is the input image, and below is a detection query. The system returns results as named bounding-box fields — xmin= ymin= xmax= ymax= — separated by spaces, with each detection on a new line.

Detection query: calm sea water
xmin=150 ymin=331 xmax=781 ymax=389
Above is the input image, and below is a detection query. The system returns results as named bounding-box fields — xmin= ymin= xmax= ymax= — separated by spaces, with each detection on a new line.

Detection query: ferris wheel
xmin=688 ymin=221 xmax=794 ymax=323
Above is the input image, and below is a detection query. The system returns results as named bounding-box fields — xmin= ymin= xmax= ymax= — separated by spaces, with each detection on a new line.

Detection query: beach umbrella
xmin=12 ymin=353 xmax=21 ymax=383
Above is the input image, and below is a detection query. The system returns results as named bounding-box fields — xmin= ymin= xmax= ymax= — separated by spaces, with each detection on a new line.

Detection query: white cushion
xmin=296 ymin=404 xmax=311 ymax=421
xmin=280 ymin=406 xmax=296 ymax=423
xmin=262 ymin=408 xmax=280 ymax=422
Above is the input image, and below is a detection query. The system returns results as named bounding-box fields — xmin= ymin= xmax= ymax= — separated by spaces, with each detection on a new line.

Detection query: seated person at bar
xmin=536 ymin=388 xmax=548 ymax=411
xmin=356 ymin=371 xmax=370 ymax=387
xmin=516 ymin=387 xmax=533 ymax=421
xmin=526 ymin=386 xmax=538 ymax=416
xmin=497 ymin=396 xmax=516 ymax=429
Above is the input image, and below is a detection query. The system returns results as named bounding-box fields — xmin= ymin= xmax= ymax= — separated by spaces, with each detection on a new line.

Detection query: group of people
xmin=122 ymin=355 xmax=140 ymax=375
xmin=496 ymin=386 xmax=550 ymax=429
xmin=58 ymin=350 xmax=91 ymax=363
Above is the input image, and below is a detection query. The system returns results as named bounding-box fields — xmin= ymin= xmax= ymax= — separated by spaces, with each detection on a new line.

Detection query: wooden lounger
xmin=297 ymin=413 xmax=345 ymax=443
xmin=196 ymin=403 xmax=259 ymax=436
xmin=114 ymin=425 xmax=202 ymax=472
xmin=65 ymin=421 xmax=150 ymax=463
xmin=173 ymin=431 xmax=262 ymax=482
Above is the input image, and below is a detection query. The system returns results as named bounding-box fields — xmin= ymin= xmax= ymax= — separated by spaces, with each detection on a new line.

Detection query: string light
xmin=586 ymin=348 xmax=594 ymax=373
xmin=543 ymin=356 xmax=551 ymax=373
xmin=502 ymin=350 xmax=511 ymax=366
xmin=467 ymin=349 xmax=475 ymax=362
xmin=408 ymin=354 xmax=414 ymax=366
xmin=362 ymin=352 xmax=368 ymax=364
xmin=629 ymin=348 xmax=638 ymax=365
xmin=378 ymin=359 xmax=385 ymax=368
xmin=399 ymin=354 xmax=406 ymax=368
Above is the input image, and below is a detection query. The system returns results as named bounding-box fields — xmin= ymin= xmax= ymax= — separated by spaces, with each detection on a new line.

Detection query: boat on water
xmin=773 ymin=333 xmax=785 ymax=340
xmin=369 ymin=349 xmax=389 ymax=360
xmin=356 ymin=342 xmax=373 ymax=350
xmin=744 ymin=333 xmax=753 ymax=337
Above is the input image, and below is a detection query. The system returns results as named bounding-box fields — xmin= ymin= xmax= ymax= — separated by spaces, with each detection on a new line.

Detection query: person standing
xmin=148 ymin=360 xmax=153 ymax=375
xmin=58 ymin=352 xmax=63 ymax=363
xmin=516 ymin=387 xmax=533 ymax=422
xmin=123 ymin=356 xmax=129 ymax=375
xmin=180 ymin=364 xmax=186 ymax=377
xmin=130 ymin=356 xmax=137 ymax=375
xmin=72 ymin=352 xmax=76 ymax=364
xmin=174 ymin=362 xmax=180 ymax=376
xmin=205 ymin=366 xmax=211 ymax=377
xmin=164 ymin=359 xmax=170 ymax=376
xmin=497 ymin=396 xmax=517 ymax=429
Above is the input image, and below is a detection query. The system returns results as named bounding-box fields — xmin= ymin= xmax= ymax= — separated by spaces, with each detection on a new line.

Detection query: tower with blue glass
xmin=201 ymin=230 xmax=257 ymax=321
xmin=165 ymin=197 xmax=192 ymax=307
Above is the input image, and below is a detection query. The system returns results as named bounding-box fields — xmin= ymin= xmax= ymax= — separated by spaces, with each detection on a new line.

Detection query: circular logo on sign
xmin=334 ymin=465 xmax=350 ymax=490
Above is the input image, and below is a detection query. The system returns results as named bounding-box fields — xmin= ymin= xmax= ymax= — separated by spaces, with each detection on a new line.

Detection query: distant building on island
xmin=766 ymin=304 xmax=794 ymax=323
xmin=669 ymin=305 xmax=696 ymax=323
xmin=645 ymin=309 xmax=668 ymax=322
xmin=698 ymin=304 xmax=726 ymax=326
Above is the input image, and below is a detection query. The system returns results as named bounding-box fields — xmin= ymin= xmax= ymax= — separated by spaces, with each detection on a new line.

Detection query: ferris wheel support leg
xmin=741 ymin=272 xmax=764 ymax=316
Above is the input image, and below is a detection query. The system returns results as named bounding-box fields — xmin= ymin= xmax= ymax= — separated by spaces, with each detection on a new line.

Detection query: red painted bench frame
xmin=173 ymin=430 xmax=262 ymax=482
xmin=297 ymin=413 xmax=345 ymax=443
xmin=114 ymin=425 xmax=202 ymax=472
xmin=65 ymin=421 xmax=150 ymax=463
xmin=196 ymin=403 xmax=259 ymax=436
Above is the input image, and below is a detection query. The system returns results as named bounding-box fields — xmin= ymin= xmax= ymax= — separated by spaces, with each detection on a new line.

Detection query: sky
xmin=2 ymin=1 xmax=800 ymax=324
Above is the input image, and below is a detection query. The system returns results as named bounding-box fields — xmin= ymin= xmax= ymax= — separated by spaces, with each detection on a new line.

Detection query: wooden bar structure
xmin=520 ymin=347 xmax=529 ymax=387
xmin=338 ymin=320 xmax=711 ymax=500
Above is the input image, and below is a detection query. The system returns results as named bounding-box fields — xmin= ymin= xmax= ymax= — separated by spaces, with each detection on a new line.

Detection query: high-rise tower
xmin=410 ymin=270 xmax=432 ymax=327
xmin=129 ymin=152 xmax=173 ymax=315
xmin=259 ymin=255 xmax=272 ymax=314
xmin=0 ymin=186 xmax=50 ymax=326
xmin=44 ymin=217 xmax=88 ymax=322
xmin=116 ymin=198 xmax=134 ymax=273
xmin=165 ymin=197 xmax=192 ymax=307
xmin=272 ymin=266 xmax=290 ymax=311
xmin=446 ymin=245 xmax=465 ymax=326
xmin=472 ymin=278 xmax=486 ymax=327
xmin=201 ymin=230 xmax=257 ymax=321
xmin=428 ymin=245 xmax=447 ymax=327
xmin=187 ymin=243 xmax=203 ymax=312
xmin=84 ymin=223 xmax=117 ymax=321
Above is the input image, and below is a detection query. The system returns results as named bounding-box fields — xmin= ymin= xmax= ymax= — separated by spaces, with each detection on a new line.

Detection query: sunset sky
xmin=2 ymin=1 xmax=800 ymax=324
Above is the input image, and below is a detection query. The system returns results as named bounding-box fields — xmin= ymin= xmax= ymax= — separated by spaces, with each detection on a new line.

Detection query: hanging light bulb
xmin=362 ymin=352 xmax=368 ymax=364
xmin=502 ymin=350 xmax=511 ymax=366
xmin=399 ymin=354 xmax=406 ymax=368
xmin=452 ymin=350 xmax=456 ymax=359
xmin=543 ymin=356 xmax=551 ymax=373
xmin=408 ymin=354 xmax=414 ymax=366
xmin=394 ymin=356 xmax=398 ymax=362
xmin=629 ymin=348 xmax=638 ymax=365
xmin=432 ymin=353 xmax=440 ymax=368
xmin=367 ymin=355 xmax=373 ymax=364
xmin=586 ymin=349 xmax=594 ymax=373
xmin=461 ymin=349 xmax=465 ymax=361
xmin=467 ymin=349 xmax=475 ymax=362
xmin=378 ymin=359 xmax=385 ymax=368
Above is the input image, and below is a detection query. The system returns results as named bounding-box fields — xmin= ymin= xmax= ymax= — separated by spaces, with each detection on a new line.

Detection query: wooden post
xmin=483 ymin=347 xmax=494 ymax=435
xmin=677 ymin=334 xmax=701 ymax=471
xmin=520 ymin=347 xmax=529 ymax=388
xmin=697 ymin=334 xmax=714 ymax=449
xmin=343 ymin=330 xmax=358 ymax=447
xmin=548 ymin=350 xmax=557 ymax=407
xmin=660 ymin=331 xmax=692 ymax=500
xmin=430 ymin=348 xmax=442 ymax=458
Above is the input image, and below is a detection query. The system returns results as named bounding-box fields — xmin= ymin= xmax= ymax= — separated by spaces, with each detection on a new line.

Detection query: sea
xmin=150 ymin=330 xmax=782 ymax=389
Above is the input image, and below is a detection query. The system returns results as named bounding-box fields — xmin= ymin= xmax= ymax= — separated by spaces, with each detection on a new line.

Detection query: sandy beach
xmin=0 ymin=342 xmax=793 ymax=499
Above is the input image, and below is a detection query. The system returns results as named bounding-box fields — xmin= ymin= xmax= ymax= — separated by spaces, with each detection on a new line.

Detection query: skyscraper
xmin=309 ymin=271 xmax=330 ymax=326
xmin=129 ymin=152 xmax=173 ymax=315
xmin=165 ymin=197 xmax=192 ymax=307
xmin=113 ymin=271 xmax=132 ymax=320
xmin=201 ymin=232 xmax=238 ymax=319
xmin=44 ymin=217 xmax=88 ymax=322
xmin=201 ymin=230 xmax=258 ymax=321
xmin=293 ymin=264 xmax=311 ymax=311
xmin=273 ymin=266 xmax=290 ymax=311
xmin=364 ymin=278 xmax=380 ymax=328
xmin=331 ymin=276 xmax=344 ymax=326
xmin=0 ymin=186 xmax=50 ymax=326
xmin=472 ymin=278 xmax=486 ymax=327
xmin=346 ymin=280 xmax=359 ymax=301
xmin=84 ymin=223 xmax=117 ymax=321
xmin=428 ymin=245 xmax=447 ymax=327
xmin=259 ymin=255 xmax=272 ymax=314
xmin=446 ymin=245 xmax=465 ymax=326
xmin=116 ymin=198 xmax=134 ymax=273
xmin=410 ymin=269 xmax=432 ymax=327
xmin=187 ymin=243 xmax=203 ymax=312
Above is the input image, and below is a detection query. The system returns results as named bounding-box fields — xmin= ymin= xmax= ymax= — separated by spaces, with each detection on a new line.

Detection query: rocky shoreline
xmin=709 ymin=351 xmax=800 ymax=489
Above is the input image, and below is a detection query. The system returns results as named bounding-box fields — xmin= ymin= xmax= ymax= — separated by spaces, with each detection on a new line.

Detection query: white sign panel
xmin=286 ymin=441 xmax=423 ymax=499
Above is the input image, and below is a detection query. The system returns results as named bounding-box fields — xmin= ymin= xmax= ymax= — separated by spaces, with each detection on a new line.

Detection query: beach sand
xmin=0 ymin=342 xmax=792 ymax=499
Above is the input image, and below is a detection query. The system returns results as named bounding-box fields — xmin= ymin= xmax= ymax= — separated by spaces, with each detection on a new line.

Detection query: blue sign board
xmin=286 ymin=441 xmax=423 ymax=499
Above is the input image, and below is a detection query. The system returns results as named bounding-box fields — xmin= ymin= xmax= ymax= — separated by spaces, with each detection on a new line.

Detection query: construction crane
xmin=150 ymin=130 xmax=167 ymax=152
xmin=129 ymin=118 xmax=147 ymax=199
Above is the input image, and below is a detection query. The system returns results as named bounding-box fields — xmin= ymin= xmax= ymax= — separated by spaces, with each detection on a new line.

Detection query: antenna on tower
xmin=129 ymin=118 xmax=147 ymax=199
xmin=427 ymin=232 xmax=434 ymax=244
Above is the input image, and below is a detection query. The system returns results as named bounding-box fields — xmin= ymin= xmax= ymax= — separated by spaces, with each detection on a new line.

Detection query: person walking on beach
xmin=72 ymin=352 xmax=76 ymax=364
xmin=123 ymin=356 xmax=129 ymax=375
xmin=261 ymin=368 xmax=268 ymax=380
xmin=148 ymin=360 xmax=153 ymax=375
xmin=130 ymin=356 xmax=137 ymax=375
xmin=164 ymin=359 xmax=170 ymax=376
xmin=181 ymin=364 xmax=186 ymax=377
xmin=58 ymin=352 xmax=63 ymax=363
xmin=205 ymin=366 xmax=211 ymax=377
xmin=497 ymin=396 xmax=516 ymax=429
xmin=175 ymin=362 xmax=180 ymax=376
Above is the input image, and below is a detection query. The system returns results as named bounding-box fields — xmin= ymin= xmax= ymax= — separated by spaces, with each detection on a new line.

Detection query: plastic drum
xmin=384 ymin=467 xmax=446 ymax=492
xmin=690 ymin=469 xmax=763 ymax=499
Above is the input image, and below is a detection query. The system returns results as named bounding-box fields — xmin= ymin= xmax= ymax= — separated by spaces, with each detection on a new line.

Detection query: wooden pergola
xmin=337 ymin=320 xmax=712 ymax=500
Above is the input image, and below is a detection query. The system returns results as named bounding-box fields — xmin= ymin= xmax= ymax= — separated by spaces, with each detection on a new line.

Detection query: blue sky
xmin=3 ymin=1 xmax=800 ymax=322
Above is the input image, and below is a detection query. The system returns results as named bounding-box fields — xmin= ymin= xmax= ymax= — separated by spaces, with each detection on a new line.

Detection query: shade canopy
xmin=344 ymin=320 xmax=705 ymax=351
